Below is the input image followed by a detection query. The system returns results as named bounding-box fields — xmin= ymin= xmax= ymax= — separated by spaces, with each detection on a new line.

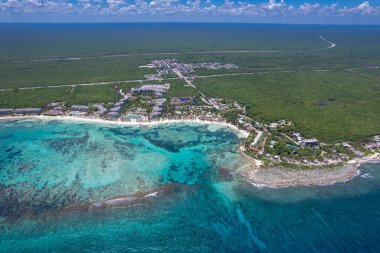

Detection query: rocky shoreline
xmin=241 ymin=153 xmax=380 ymax=188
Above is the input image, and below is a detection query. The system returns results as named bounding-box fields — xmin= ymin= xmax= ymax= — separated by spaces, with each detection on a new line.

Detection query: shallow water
xmin=1 ymin=118 xmax=380 ymax=252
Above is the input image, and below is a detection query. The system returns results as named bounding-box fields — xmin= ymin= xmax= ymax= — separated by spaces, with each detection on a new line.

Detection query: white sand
xmin=0 ymin=115 xmax=250 ymax=137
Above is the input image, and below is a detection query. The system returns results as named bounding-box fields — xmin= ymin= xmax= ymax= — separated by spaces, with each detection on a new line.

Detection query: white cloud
xmin=339 ymin=1 xmax=379 ymax=16
xmin=0 ymin=0 xmax=379 ymax=21
xmin=265 ymin=0 xmax=285 ymax=10
xmin=299 ymin=3 xmax=320 ymax=14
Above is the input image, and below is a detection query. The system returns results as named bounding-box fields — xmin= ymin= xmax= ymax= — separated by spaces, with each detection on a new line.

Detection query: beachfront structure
xmin=47 ymin=102 xmax=62 ymax=108
xmin=107 ymin=96 xmax=129 ymax=116
xmin=14 ymin=108 xmax=42 ymax=115
xmin=70 ymin=105 xmax=89 ymax=112
xmin=150 ymin=112 xmax=161 ymax=119
xmin=92 ymin=104 xmax=107 ymax=116
xmin=109 ymin=106 xmax=121 ymax=113
xmin=108 ymin=112 xmax=120 ymax=118
xmin=0 ymin=109 xmax=14 ymax=115
xmin=152 ymin=106 xmax=163 ymax=112
xmin=301 ymin=138 xmax=319 ymax=148
xmin=43 ymin=110 xmax=63 ymax=116
xmin=150 ymin=98 xmax=166 ymax=118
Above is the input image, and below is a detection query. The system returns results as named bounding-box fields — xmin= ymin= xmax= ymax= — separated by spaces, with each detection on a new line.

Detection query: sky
xmin=0 ymin=0 xmax=380 ymax=24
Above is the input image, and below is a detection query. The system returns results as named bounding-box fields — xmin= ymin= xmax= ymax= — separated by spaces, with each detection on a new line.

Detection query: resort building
xmin=108 ymin=112 xmax=120 ymax=118
xmin=109 ymin=106 xmax=121 ymax=113
xmin=92 ymin=104 xmax=107 ymax=116
xmin=43 ymin=110 xmax=63 ymax=116
xmin=0 ymin=109 xmax=14 ymax=115
xmin=155 ymin=92 xmax=164 ymax=99
xmin=70 ymin=105 xmax=89 ymax=112
xmin=14 ymin=108 xmax=42 ymax=115
xmin=301 ymin=138 xmax=319 ymax=148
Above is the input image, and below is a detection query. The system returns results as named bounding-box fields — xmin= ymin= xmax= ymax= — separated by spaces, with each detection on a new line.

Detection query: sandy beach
xmin=0 ymin=115 xmax=250 ymax=138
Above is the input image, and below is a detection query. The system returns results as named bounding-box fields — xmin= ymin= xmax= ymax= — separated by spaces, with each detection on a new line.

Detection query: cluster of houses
xmin=247 ymin=118 xmax=377 ymax=165
xmin=192 ymin=62 xmax=239 ymax=70
xmin=208 ymin=98 xmax=230 ymax=110
xmin=129 ymin=84 xmax=170 ymax=119
xmin=151 ymin=98 xmax=166 ymax=118
xmin=364 ymin=136 xmax=380 ymax=151
xmin=241 ymin=117 xmax=333 ymax=164
xmin=342 ymin=143 xmax=365 ymax=157
xmin=141 ymin=59 xmax=239 ymax=76
xmin=268 ymin=120 xmax=292 ymax=129
xmin=44 ymin=103 xmax=65 ymax=116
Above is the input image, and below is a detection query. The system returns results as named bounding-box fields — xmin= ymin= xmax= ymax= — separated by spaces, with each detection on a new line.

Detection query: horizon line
xmin=1 ymin=21 xmax=380 ymax=26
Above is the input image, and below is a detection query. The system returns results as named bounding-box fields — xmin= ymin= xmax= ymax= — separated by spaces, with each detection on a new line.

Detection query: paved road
xmin=251 ymin=131 xmax=263 ymax=147
xmin=172 ymin=68 xmax=196 ymax=89
xmin=24 ymin=50 xmax=281 ymax=63
xmin=1 ymin=65 xmax=378 ymax=92
xmin=0 ymin=77 xmax=181 ymax=91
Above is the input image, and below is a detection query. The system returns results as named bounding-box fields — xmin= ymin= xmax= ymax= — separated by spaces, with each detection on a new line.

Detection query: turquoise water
xmin=1 ymin=118 xmax=380 ymax=252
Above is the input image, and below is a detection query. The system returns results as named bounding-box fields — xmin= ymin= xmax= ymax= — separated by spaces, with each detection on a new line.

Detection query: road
xmin=159 ymin=59 xmax=222 ymax=108
xmin=250 ymin=131 xmax=263 ymax=147
xmin=9 ymin=35 xmax=336 ymax=63
xmin=172 ymin=68 xmax=196 ymax=88
xmin=21 ymin=50 xmax=281 ymax=63
xmin=1 ymin=64 xmax=378 ymax=92
xmin=0 ymin=77 xmax=181 ymax=91
xmin=319 ymin=36 xmax=336 ymax=49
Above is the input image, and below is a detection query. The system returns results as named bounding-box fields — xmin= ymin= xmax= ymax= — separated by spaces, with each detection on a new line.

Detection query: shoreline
xmin=241 ymin=153 xmax=380 ymax=188
xmin=1 ymin=114 xmax=378 ymax=188
xmin=0 ymin=115 xmax=250 ymax=138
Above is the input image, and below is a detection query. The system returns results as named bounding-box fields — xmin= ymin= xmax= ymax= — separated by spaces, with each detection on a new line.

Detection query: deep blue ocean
xmin=1 ymin=118 xmax=380 ymax=252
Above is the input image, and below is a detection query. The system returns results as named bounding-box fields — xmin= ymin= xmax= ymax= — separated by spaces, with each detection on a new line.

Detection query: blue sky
xmin=1 ymin=0 xmax=380 ymax=24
